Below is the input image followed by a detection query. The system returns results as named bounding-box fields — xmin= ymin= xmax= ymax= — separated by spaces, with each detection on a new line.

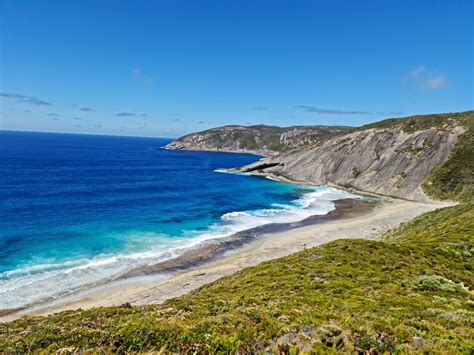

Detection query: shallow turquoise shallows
xmin=0 ymin=131 xmax=355 ymax=309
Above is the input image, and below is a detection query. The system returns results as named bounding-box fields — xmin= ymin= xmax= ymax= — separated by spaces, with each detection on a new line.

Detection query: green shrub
xmin=412 ymin=275 xmax=464 ymax=293
xmin=422 ymin=112 xmax=474 ymax=201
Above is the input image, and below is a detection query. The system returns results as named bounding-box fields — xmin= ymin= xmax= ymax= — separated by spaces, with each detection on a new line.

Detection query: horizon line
xmin=0 ymin=129 xmax=176 ymax=140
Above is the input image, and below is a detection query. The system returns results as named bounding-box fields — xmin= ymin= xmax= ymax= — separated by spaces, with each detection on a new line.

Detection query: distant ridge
xmin=165 ymin=124 xmax=352 ymax=155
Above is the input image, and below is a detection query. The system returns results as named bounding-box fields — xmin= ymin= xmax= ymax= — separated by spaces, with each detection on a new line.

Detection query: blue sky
xmin=1 ymin=0 xmax=472 ymax=137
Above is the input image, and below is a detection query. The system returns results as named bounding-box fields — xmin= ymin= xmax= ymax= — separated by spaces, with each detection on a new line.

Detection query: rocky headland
xmin=165 ymin=124 xmax=351 ymax=155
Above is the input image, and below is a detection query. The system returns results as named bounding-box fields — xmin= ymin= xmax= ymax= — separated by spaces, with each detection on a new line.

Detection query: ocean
xmin=0 ymin=131 xmax=356 ymax=310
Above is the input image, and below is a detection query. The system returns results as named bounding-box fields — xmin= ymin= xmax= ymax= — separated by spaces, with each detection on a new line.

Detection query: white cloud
xmin=410 ymin=65 xmax=426 ymax=76
xmin=131 ymin=68 xmax=153 ymax=85
xmin=425 ymin=75 xmax=449 ymax=90
xmin=403 ymin=66 xmax=449 ymax=90
xmin=295 ymin=105 xmax=373 ymax=115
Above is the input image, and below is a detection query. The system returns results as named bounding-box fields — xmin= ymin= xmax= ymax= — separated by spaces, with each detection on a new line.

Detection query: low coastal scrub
xmin=359 ymin=110 xmax=473 ymax=133
xmin=1 ymin=203 xmax=472 ymax=353
xmin=412 ymin=275 xmax=466 ymax=293
xmin=422 ymin=113 xmax=474 ymax=201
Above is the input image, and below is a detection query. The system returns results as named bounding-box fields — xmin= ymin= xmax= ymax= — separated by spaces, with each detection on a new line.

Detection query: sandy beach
xmin=0 ymin=194 xmax=453 ymax=323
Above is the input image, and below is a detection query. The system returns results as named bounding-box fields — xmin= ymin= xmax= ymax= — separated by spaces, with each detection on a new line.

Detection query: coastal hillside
xmin=165 ymin=124 xmax=351 ymax=155
xmin=234 ymin=111 xmax=473 ymax=201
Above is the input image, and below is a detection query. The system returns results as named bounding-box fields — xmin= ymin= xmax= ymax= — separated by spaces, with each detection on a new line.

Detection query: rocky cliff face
xmin=165 ymin=124 xmax=350 ymax=155
xmin=234 ymin=124 xmax=465 ymax=201
xmin=167 ymin=111 xmax=472 ymax=201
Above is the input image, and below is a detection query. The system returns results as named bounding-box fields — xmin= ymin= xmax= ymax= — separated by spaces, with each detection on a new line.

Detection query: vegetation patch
xmin=358 ymin=110 xmax=473 ymax=133
xmin=410 ymin=146 xmax=423 ymax=156
xmin=412 ymin=275 xmax=466 ymax=293
xmin=422 ymin=112 xmax=474 ymax=201
xmin=352 ymin=167 xmax=361 ymax=178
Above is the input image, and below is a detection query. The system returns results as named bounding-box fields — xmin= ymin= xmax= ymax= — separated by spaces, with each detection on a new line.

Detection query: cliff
xmin=232 ymin=111 xmax=473 ymax=201
xmin=165 ymin=124 xmax=351 ymax=155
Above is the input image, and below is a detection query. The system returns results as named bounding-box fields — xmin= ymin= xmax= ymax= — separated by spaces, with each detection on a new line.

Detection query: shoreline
xmin=227 ymin=168 xmax=434 ymax=202
xmin=164 ymin=146 xmax=274 ymax=157
xmin=0 ymin=194 xmax=452 ymax=323
xmin=0 ymin=197 xmax=374 ymax=320
xmin=119 ymin=198 xmax=376 ymax=279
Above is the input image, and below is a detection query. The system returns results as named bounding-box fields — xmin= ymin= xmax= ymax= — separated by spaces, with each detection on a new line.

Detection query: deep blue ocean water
xmin=0 ymin=131 xmax=354 ymax=309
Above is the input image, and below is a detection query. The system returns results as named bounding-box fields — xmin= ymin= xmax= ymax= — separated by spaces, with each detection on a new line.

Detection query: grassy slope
xmin=422 ymin=112 xmax=474 ymax=202
xmin=357 ymin=110 xmax=473 ymax=133
xmin=1 ymin=111 xmax=473 ymax=353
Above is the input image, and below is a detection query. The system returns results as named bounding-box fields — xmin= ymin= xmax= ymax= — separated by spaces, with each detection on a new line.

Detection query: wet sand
xmin=0 ymin=196 xmax=452 ymax=322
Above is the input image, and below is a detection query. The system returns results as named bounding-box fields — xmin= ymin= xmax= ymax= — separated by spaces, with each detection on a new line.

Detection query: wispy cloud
xmin=9 ymin=93 xmax=50 ymax=105
xmin=252 ymin=106 xmax=268 ymax=111
xmin=131 ymin=68 xmax=153 ymax=85
xmin=402 ymin=66 xmax=449 ymax=90
xmin=73 ymin=117 xmax=82 ymax=120
xmin=404 ymin=65 xmax=426 ymax=82
xmin=425 ymin=75 xmax=449 ymax=90
xmin=168 ymin=118 xmax=205 ymax=125
xmin=0 ymin=93 xmax=30 ymax=99
xmin=48 ymin=113 xmax=61 ymax=117
xmin=0 ymin=92 xmax=52 ymax=106
xmin=80 ymin=107 xmax=93 ymax=112
xmin=295 ymin=105 xmax=373 ymax=115
xmin=116 ymin=112 xmax=138 ymax=117
xmin=376 ymin=111 xmax=404 ymax=116
xmin=295 ymin=105 xmax=402 ymax=117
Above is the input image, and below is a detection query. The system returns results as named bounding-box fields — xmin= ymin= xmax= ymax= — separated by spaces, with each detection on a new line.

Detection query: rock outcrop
xmin=234 ymin=124 xmax=465 ymax=201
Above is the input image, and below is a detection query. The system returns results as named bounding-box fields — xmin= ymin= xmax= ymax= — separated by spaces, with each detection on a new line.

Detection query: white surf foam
xmin=213 ymin=168 xmax=251 ymax=175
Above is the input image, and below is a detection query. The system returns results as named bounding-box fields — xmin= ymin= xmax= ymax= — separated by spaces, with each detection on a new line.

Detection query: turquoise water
xmin=0 ymin=131 xmax=355 ymax=309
